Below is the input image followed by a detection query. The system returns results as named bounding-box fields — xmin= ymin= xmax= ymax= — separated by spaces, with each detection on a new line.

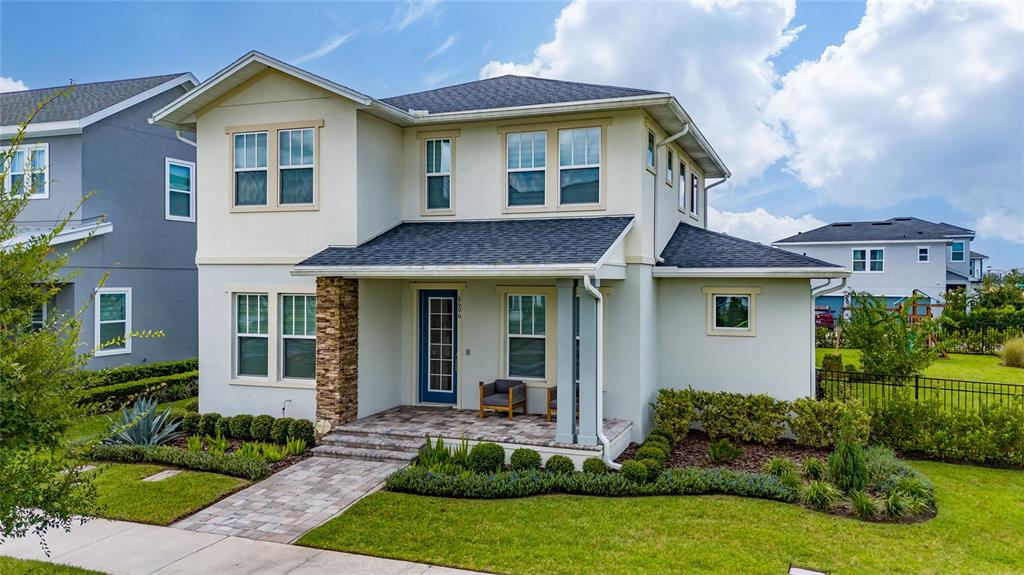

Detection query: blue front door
xmin=419 ymin=290 xmax=457 ymax=404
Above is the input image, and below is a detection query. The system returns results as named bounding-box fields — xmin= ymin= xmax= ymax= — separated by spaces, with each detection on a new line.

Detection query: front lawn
xmin=87 ymin=463 xmax=247 ymax=525
xmin=298 ymin=461 xmax=1024 ymax=575
xmin=0 ymin=557 xmax=104 ymax=574
xmin=816 ymin=349 xmax=1024 ymax=384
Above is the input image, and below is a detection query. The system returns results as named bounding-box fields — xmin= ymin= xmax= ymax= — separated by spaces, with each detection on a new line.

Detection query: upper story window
xmin=4 ymin=143 xmax=49 ymax=199
xmin=506 ymin=131 xmax=546 ymax=207
xmin=917 ymin=247 xmax=929 ymax=263
xmin=666 ymin=149 xmax=674 ymax=185
xmin=558 ymin=127 xmax=600 ymax=205
xmin=425 ymin=138 xmax=452 ymax=211
xmin=279 ymin=128 xmax=314 ymax=205
xmin=646 ymin=130 xmax=656 ymax=170
xmin=970 ymin=259 xmax=978 ymax=277
xmin=165 ymin=158 xmax=195 ymax=222
xmin=690 ymin=173 xmax=700 ymax=216
xmin=951 ymin=241 xmax=965 ymax=262
xmin=233 ymin=131 xmax=268 ymax=206
xmin=853 ymin=248 xmax=884 ymax=272
xmin=678 ymin=162 xmax=687 ymax=212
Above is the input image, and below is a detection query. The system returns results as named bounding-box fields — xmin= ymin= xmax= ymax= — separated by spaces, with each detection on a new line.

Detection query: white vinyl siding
xmin=165 ymin=158 xmax=195 ymax=221
xmin=280 ymin=294 xmax=316 ymax=380
xmin=94 ymin=288 xmax=131 ymax=356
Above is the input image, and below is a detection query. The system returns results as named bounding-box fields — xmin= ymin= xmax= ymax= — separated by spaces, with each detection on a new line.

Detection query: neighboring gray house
xmin=2 ymin=74 xmax=199 ymax=368
xmin=773 ymin=217 xmax=980 ymax=317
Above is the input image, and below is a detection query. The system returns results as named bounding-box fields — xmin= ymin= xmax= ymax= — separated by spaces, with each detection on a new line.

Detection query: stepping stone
xmin=790 ymin=567 xmax=827 ymax=575
xmin=143 ymin=469 xmax=182 ymax=482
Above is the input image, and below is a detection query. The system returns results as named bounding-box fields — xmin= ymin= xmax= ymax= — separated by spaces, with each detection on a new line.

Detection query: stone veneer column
xmin=315 ymin=277 xmax=358 ymax=427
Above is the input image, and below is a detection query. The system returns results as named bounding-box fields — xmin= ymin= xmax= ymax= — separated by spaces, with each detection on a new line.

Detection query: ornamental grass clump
xmin=850 ymin=490 xmax=878 ymax=520
xmin=801 ymin=480 xmax=840 ymax=511
xmin=802 ymin=457 xmax=826 ymax=480
xmin=762 ymin=457 xmax=798 ymax=479
xmin=999 ymin=336 xmax=1024 ymax=368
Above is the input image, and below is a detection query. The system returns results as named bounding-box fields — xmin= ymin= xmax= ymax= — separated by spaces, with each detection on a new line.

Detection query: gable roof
xmin=970 ymin=250 xmax=989 ymax=260
xmin=655 ymin=223 xmax=846 ymax=278
xmin=774 ymin=217 xmax=975 ymax=244
xmin=293 ymin=216 xmax=633 ymax=277
xmin=381 ymin=75 xmax=662 ymax=114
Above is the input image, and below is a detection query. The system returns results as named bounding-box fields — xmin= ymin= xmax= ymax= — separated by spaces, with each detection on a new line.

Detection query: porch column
xmin=315 ymin=277 xmax=359 ymax=427
xmin=577 ymin=279 xmax=599 ymax=446
xmin=555 ymin=279 xmax=577 ymax=444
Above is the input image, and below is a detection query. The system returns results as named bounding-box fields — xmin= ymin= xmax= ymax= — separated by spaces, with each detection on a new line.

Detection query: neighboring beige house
xmin=152 ymin=51 xmax=846 ymax=464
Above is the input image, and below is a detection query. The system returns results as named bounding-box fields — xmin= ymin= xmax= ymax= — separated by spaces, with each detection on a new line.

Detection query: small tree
xmin=843 ymin=292 xmax=939 ymax=376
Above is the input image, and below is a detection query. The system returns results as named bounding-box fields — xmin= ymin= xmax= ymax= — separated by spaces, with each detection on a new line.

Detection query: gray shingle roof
xmin=775 ymin=217 xmax=974 ymax=244
xmin=970 ymin=250 xmax=988 ymax=259
xmin=1 ymin=74 xmax=186 ymax=125
xmin=298 ymin=216 xmax=634 ymax=268
xmin=659 ymin=223 xmax=840 ymax=268
xmin=381 ymin=75 xmax=662 ymax=114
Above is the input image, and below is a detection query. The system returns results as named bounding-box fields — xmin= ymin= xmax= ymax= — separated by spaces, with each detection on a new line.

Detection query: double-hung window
xmin=918 ymin=247 xmax=929 ymax=263
xmin=425 ymin=138 xmax=452 ymax=211
xmin=951 ymin=241 xmax=965 ymax=262
xmin=165 ymin=158 xmax=195 ymax=221
xmin=233 ymin=131 xmax=268 ymax=206
xmin=506 ymin=131 xmax=546 ymax=207
xmin=853 ymin=249 xmax=883 ymax=272
xmin=506 ymin=294 xmax=546 ymax=379
xmin=279 ymin=128 xmax=314 ymax=205
xmin=5 ymin=143 xmax=48 ymax=198
xmin=666 ymin=149 xmax=674 ymax=185
xmin=281 ymin=294 xmax=316 ymax=380
xmin=558 ymin=127 xmax=600 ymax=205
xmin=679 ymin=162 xmax=687 ymax=211
xmin=236 ymin=293 xmax=269 ymax=377
xmin=690 ymin=173 xmax=700 ymax=216
xmin=869 ymin=249 xmax=884 ymax=271
xmin=95 ymin=288 xmax=131 ymax=356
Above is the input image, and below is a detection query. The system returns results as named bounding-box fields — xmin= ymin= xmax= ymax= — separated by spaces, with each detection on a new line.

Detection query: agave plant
xmin=104 ymin=396 xmax=183 ymax=446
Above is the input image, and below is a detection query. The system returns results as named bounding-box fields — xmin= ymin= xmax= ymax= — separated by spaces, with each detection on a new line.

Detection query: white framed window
xmin=425 ymin=138 xmax=452 ymax=211
xmin=278 ymin=128 xmax=314 ymax=205
xmin=951 ymin=241 xmax=965 ymax=262
xmin=646 ymin=130 xmax=656 ymax=171
xmin=506 ymin=131 xmax=546 ymax=207
xmin=94 ymin=288 xmax=131 ymax=356
xmin=233 ymin=131 xmax=268 ymax=206
xmin=280 ymin=294 xmax=316 ymax=380
xmin=678 ymin=162 xmax=687 ymax=212
xmin=690 ymin=173 xmax=700 ymax=216
xmin=165 ymin=158 xmax=195 ymax=222
xmin=30 ymin=301 xmax=48 ymax=331
xmin=852 ymin=248 xmax=884 ymax=272
xmin=506 ymin=294 xmax=547 ymax=379
xmin=917 ymin=247 xmax=930 ymax=263
xmin=558 ymin=127 xmax=600 ymax=205
xmin=235 ymin=293 xmax=269 ymax=377
xmin=703 ymin=287 xmax=760 ymax=337
xmin=4 ymin=143 xmax=49 ymax=199
xmin=666 ymin=149 xmax=674 ymax=185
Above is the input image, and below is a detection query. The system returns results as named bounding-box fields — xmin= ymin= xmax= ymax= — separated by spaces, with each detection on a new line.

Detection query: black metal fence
xmin=940 ymin=327 xmax=1023 ymax=355
xmin=816 ymin=369 xmax=1024 ymax=412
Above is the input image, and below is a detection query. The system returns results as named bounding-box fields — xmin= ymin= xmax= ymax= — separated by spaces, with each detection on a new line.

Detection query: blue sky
xmin=3 ymin=1 xmax=1021 ymax=269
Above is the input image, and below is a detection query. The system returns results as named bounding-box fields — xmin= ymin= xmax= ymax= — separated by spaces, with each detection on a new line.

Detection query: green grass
xmin=64 ymin=397 xmax=197 ymax=445
xmin=87 ymin=463 xmax=247 ymax=525
xmin=298 ymin=461 xmax=1024 ymax=575
xmin=816 ymin=349 xmax=1024 ymax=384
xmin=0 ymin=557 xmax=104 ymax=574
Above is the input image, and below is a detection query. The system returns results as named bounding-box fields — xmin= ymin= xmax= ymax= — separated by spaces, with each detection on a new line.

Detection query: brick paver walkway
xmin=174 ymin=457 xmax=403 ymax=543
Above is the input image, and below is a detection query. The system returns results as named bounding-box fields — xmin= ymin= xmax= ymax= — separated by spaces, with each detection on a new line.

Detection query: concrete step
xmin=310 ymin=444 xmax=418 ymax=463
xmin=319 ymin=432 xmax=423 ymax=454
xmin=331 ymin=425 xmax=433 ymax=441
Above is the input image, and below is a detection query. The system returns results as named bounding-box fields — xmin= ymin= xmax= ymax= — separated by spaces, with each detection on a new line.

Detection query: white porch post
xmin=577 ymin=278 xmax=599 ymax=446
xmin=555 ymin=279 xmax=577 ymax=444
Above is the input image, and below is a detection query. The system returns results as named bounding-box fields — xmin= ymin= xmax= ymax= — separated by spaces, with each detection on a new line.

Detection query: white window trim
xmin=645 ymin=130 xmax=656 ymax=173
xmin=917 ymin=246 xmax=930 ymax=263
xmin=424 ymin=137 xmax=453 ymax=213
xmin=689 ymin=173 xmax=700 ymax=217
xmin=505 ymin=293 xmax=548 ymax=382
xmin=702 ymin=287 xmax=760 ymax=337
xmin=557 ymin=126 xmax=602 ymax=208
xmin=279 ymin=293 xmax=316 ymax=382
xmin=505 ymin=130 xmax=548 ymax=209
xmin=94 ymin=287 xmax=132 ymax=357
xmin=278 ymin=128 xmax=316 ymax=206
xmin=31 ymin=301 xmax=48 ymax=330
xmin=666 ymin=149 xmax=674 ymax=186
xmin=852 ymin=247 xmax=885 ymax=273
xmin=234 ymin=292 xmax=270 ymax=379
xmin=232 ymin=130 xmax=269 ymax=207
xmin=165 ymin=157 xmax=196 ymax=222
xmin=4 ymin=142 xmax=49 ymax=199
xmin=951 ymin=241 xmax=966 ymax=262
xmin=678 ymin=161 xmax=688 ymax=213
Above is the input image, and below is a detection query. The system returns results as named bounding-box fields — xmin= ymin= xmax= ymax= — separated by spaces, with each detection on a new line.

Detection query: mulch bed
xmin=165 ymin=435 xmax=312 ymax=475
xmin=615 ymin=430 xmax=831 ymax=473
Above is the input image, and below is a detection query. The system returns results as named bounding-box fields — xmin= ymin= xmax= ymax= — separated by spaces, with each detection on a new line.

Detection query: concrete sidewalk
xmin=1 ymin=518 xmax=485 ymax=575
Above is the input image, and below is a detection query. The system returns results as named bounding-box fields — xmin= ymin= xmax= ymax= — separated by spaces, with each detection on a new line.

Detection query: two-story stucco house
xmin=151 ymin=51 xmax=846 ymax=462
xmin=1 ymin=74 xmax=199 ymax=368
xmin=773 ymin=217 xmax=981 ymax=318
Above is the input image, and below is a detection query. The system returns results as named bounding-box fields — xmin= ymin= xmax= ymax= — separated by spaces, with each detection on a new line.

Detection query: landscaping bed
xmin=616 ymin=431 xmax=830 ymax=473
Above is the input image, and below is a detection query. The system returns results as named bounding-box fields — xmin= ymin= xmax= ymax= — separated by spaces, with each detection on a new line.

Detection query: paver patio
xmin=174 ymin=456 xmax=402 ymax=543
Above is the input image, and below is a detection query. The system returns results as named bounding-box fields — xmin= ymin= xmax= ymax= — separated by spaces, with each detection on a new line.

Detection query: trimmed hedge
xmin=74 ymin=358 xmax=198 ymax=389
xmin=655 ymin=388 xmax=788 ymax=445
xmin=229 ymin=414 xmax=254 ymax=440
xmin=788 ymin=398 xmax=870 ymax=448
xmin=77 ymin=371 xmax=198 ymax=409
xmin=251 ymin=415 xmax=274 ymax=442
xmin=90 ymin=444 xmax=270 ymax=480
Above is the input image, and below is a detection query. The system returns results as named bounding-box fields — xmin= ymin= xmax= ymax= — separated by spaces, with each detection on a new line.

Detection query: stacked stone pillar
xmin=315 ymin=277 xmax=358 ymax=427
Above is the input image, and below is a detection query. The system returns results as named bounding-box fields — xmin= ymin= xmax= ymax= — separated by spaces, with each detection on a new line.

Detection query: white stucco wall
xmin=355 ymin=114 xmax=402 ymax=244
xmin=655 ymin=277 xmax=814 ymax=401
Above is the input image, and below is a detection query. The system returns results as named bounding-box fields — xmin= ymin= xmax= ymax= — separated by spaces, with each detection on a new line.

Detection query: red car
xmin=814 ymin=306 xmax=835 ymax=329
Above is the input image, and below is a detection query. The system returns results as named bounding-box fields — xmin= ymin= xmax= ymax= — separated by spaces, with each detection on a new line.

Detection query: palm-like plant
xmin=104 ymin=397 xmax=183 ymax=445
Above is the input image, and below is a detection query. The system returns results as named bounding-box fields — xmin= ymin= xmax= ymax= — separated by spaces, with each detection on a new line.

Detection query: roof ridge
xmin=1 ymin=73 xmax=187 ymax=96
xmin=382 ymin=74 xmax=662 ymax=104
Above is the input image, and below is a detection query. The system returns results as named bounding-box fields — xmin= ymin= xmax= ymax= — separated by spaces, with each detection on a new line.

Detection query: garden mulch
xmin=615 ymin=431 xmax=831 ymax=473
xmin=165 ymin=436 xmax=312 ymax=474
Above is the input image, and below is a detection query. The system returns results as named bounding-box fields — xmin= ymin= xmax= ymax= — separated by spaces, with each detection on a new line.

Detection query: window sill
xmin=229 ymin=377 xmax=316 ymax=390
xmin=422 ymin=209 xmax=455 ymax=217
xmin=230 ymin=204 xmax=319 ymax=213
xmin=707 ymin=329 xmax=756 ymax=337
xmin=94 ymin=348 xmax=131 ymax=357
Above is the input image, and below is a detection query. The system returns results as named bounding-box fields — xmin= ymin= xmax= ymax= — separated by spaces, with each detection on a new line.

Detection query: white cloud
xmin=293 ymin=32 xmax=354 ymax=65
xmin=480 ymin=0 xmax=799 ymax=184
xmin=768 ymin=1 xmax=1024 ymax=243
xmin=708 ymin=206 xmax=825 ymax=245
xmin=0 ymin=76 xmax=28 ymax=92
xmin=390 ymin=0 xmax=440 ymax=32
xmin=425 ymin=33 xmax=458 ymax=61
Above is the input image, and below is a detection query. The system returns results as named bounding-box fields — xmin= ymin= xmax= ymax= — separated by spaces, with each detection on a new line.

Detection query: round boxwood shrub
xmin=649 ymin=426 xmax=676 ymax=447
xmin=639 ymin=458 xmax=663 ymax=482
xmin=619 ymin=459 xmax=649 ymax=483
xmin=289 ymin=419 xmax=316 ymax=445
xmin=215 ymin=416 xmax=233 ymax=438
xmin=468 ymin=442 xmax=506 ymax=473
xmin=271 ymin=417 xmax=295 ymax=444
xmin=230 ymin=414 xmax=254 ymax=439
xmin=509 ymin=448 xmax=542 ymax=471
xmin=250 ymin=415 xmax=274 ymax=442
xmin=199 ymin=413 xmax=221 ymax=436
xmin=182 ymin=412 xmax=201 ymax=435
xmin=544 ymin=454 xmax=575 ymax=475
xmin=582 ymin=457 xmax=608 ymax=475
xmin=635 ymin=445 xmax=668 ymax=465
xmin=644 ymin=436 xmax=672 ymax=455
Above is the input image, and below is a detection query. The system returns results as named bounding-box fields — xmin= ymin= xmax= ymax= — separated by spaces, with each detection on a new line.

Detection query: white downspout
xmin=583 ymin=275 xmax=619 ymax=469
xmin=809 ymin=277 xmax=848 ymax=395
xmin=176 ymin=130 xmax=197 ymax=147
